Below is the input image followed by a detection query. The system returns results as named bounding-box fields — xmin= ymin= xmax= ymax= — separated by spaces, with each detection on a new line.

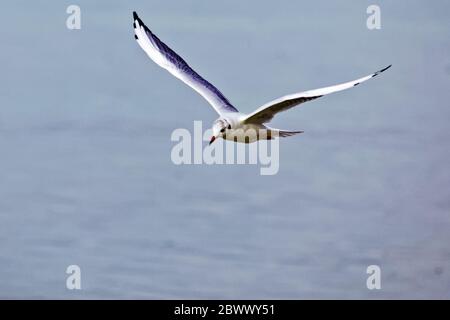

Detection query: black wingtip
xmin=380 ymin=64 xmax=392 ymax=73
xmin=373 ymin=64 xmax=392 ymax=77
xmin=133 ymin=11 xmax=138 ymax=20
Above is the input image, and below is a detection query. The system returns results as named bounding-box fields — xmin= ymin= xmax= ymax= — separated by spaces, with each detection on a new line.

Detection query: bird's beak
xmin=209 ymin=136 xmax=216 ymax=145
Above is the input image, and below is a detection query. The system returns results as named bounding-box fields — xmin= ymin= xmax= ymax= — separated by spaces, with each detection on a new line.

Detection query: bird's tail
xmin=266 ymin=127 xmax=304 ymax=138
xmin=277 ymin=130 xmax=304 ymax=138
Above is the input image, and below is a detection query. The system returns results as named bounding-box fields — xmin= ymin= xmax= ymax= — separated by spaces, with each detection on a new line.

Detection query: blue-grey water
xmin=1 ymin=1 xmax=450 ymax=299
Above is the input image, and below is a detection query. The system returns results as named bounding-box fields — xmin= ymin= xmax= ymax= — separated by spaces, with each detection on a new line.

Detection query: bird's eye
xmin=220 ymin=128 xmax=225 ymax=133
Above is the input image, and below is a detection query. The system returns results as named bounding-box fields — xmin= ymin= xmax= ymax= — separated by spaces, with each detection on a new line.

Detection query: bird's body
xmin=132 ymin=12 xmax=390 ymax=144
xmin=219 ymin=117 xmax=268 ymax=144
xmin=210 ymin=113 xmax=302 ymax=143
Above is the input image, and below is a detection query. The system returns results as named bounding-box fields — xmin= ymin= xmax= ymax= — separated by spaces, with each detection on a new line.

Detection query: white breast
xmin=223 ymin=123 xmax=269 ymax=143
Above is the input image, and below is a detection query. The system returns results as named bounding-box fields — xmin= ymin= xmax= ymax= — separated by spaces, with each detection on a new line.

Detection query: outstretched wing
xmin=133 ymin=12 xmax=239 ymax=115
xmin=243 ymin=65 xmax=391 ymax=124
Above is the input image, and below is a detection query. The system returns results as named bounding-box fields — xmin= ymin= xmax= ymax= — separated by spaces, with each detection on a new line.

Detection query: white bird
xmin=132 ymin=12 xmax=391 ymax=144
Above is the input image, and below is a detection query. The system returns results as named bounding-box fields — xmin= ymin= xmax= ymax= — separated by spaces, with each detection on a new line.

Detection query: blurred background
xmin=0 ymin=0 xmax=449 ymax=298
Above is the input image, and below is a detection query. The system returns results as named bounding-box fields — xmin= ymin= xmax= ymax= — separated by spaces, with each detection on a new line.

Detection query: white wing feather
xmin=244 ymin=65 xmax=391 ymax=124
xmin=133 ymin=12 xmax=239 ymax=115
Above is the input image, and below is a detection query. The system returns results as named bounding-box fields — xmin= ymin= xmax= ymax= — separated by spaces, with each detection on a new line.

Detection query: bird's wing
xmin=243 ymin=65 xmax=391 ymax=124
xmin=133 ymin=12 xmax=238 ymax=115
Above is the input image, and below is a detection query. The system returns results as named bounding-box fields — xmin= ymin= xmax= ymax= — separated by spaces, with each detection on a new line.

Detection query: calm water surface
xmin=0 ymin=1 xmax=450 ymax=298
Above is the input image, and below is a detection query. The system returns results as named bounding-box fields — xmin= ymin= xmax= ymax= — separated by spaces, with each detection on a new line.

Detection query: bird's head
xmin=210 ymin=118 xmax=231 ymax=145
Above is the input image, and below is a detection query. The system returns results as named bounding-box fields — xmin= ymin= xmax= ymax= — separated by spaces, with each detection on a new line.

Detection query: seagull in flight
xmin=132 ymin=12 xmax=391 ymax=144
